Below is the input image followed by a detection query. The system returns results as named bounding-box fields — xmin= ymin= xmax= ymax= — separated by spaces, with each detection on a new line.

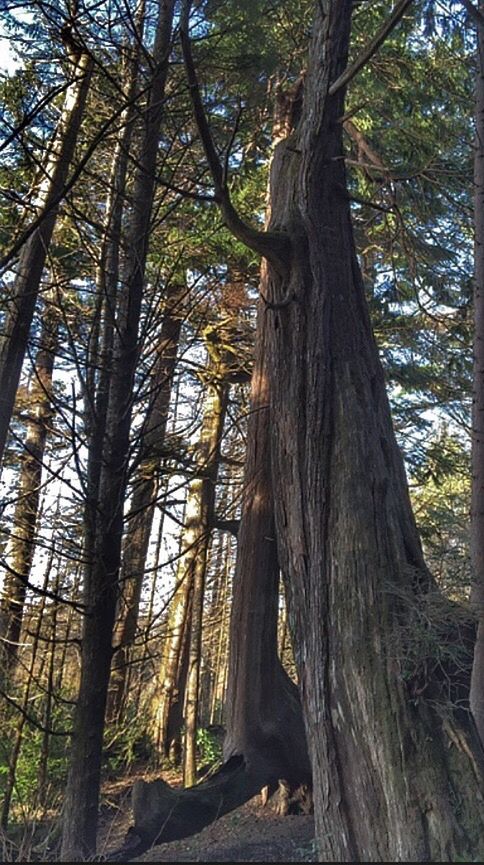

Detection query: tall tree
xmin=60 ymin=1 xmax=176 ymax=857
xmin=0 ymin=288 xmax=59 ymax=676
xmin=0 ymin=21 xmax=92 ymax=465
xmin=182 ymin=0 xmax=484 ymax=859
xmin=470 ymin=0 xmax=484 ymax=747
xmin=108 ymin=281 xmax=185 ymax=721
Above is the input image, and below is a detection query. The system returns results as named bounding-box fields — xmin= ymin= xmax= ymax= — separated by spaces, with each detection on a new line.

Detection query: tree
xmin=0 ymin=24 xmax=92 ymax=465
xmin=0 ymin=288 xmax=59 ymax=677
xmin=108 ymin=280 xmax=185 ymax=722
xmin=470 ymin=0 xmax=484 ymax=746
xmin=60 ymin=1 xmax=176 ymax=856
xmin=181 ymin=0 xmax=484 ymax=859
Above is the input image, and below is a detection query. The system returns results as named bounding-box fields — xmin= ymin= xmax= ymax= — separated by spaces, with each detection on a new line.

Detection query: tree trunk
xmin=263 ymin=2 xmax=484 ymax=859
xmin=0 ymin=48 xmax=92 ymax=466
xmin=471 ymin=0 xmax=484 ymax=747
xmin=183 ymin=363 xmax=229 ymax=787
xmin=0 ymin=293 xmax=59 ymax=676
xmin=60 ymin=2 xmax=176 ymax=857
xmin=150 ymin=334 xmax=229 ymax=767
xmin=223 ymin=297 xmax=310 ymax=786
xmin=108 ymin=282 xmax=184 ymax=721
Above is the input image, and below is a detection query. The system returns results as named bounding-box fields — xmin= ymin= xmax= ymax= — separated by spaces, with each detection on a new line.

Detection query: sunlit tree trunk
xmin=150 ymin=335 xmax=229 ymax=772
xmin=0 ymin=46 xmax=92 ymax=466
xmin=183 ymin=360 xmax=229 ymax=786
xmin=0 ymin=293 xmax=59 ymax=675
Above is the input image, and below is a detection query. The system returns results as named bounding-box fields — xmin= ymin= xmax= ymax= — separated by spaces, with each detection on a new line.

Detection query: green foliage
xmin=196 ymin=726 xmax=223 ymax=768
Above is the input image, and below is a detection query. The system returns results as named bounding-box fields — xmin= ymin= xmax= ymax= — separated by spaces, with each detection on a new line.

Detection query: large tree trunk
xmin=0 ymin=292 xmax=59 ymax=676
xmin=108 ymin=282 xmax=184 ymax=721
xmin=60 ymin=2 xmax=176 ymax=858
xmin=0 ymin=46 xmax=92 ymax=466
xmin=223 ymin=297 xmax=310 ymax=786
xmin=263 ymin=2 xmax=484 ymax=860
xmin=470 ymin=0 xmax=484 ymax=747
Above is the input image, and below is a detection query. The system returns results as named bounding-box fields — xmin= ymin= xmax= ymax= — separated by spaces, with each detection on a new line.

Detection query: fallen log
xmin=107 ymin=755 xmax=266 ymax=860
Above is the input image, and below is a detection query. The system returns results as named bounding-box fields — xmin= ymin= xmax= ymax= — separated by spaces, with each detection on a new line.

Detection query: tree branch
xmin=179 ymin=1 xmax=290 ymax=274
xmin=329 ymin=0 xmax=414 ymax=96
xmin=460 ymin=0 xmax=484 ymax=28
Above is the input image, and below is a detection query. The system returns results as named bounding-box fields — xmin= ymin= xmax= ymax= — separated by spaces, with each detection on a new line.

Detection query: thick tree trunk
xmin=0 ymin=294 xmax=59 ymax=676
xmin=223 ymin=297 xmax=310 ymax=786
xmin=60 ymin=3 xmax=176 ymax=858
xmin=108 ymin=283 xmax=184 ymax=721
xmin=262 ymin=2 xmax=484 ymax=860
xmin=470 ymin=0 xmax=484 ymax=747
xmin=0 ymin=49 xmax=92 ymax=466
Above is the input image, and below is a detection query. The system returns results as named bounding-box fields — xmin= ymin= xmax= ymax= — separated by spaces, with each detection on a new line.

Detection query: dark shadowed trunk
xmin=470 ymin=0 xmax=484 ymax=747
xmin=61 ymin=2 xmax=176 ymax=858
xmin=108 ymin=282 xmax=184 ymax=721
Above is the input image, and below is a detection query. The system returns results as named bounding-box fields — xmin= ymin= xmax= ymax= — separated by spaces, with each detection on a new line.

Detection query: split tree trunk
xmin=0 ymin=47 xmax=92 ymax=466
xmin=223 ymin=296 xmax=310 ymax=786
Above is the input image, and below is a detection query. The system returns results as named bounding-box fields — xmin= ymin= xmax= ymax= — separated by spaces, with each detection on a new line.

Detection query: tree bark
xmin=183 ymin=358 xmax=229 ymax=786
xmin=262 ymin=2 xmax=484 ymax=859
xmin=0 ymin=48 xmax=92 ymax=466
xmin=470 ymin=0 xmax=484 ymax=747
xmin=60 ymin=3 xmax=176 ymax=858
xmin=223 ymin=296 xmax=311 ymax=787
xmin=0 ymin=293 xmax=59 ymax=676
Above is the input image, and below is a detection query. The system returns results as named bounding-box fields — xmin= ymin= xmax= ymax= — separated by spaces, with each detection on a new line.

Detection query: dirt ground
xmin=98 ymin=774 xmax=316 ymax=863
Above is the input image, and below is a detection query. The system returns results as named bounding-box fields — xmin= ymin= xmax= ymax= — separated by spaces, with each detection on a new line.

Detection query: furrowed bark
xmin=470 ymin=0 xmax=484 ymax=746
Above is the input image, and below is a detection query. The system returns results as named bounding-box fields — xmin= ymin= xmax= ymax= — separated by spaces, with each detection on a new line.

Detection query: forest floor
xmin=98 ymin=770 xmax=316 ymax=863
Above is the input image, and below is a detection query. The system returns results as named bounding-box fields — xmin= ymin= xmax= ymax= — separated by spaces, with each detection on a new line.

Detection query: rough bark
xmin=0 ymin=47 xmax=92 ymax=466
xmin=60 ymin=3 xmax=176 ymax=858
xmin=108 ymin=282 xmax=184 ymax=721
xmin=0 ymin=293 xmax=59 ymax=676
xmin=223 ymin=297 xmax=310 ymax=787
xmin=470 ymin=0 xmax=484 ymax=747
xmin=262 ymin=3 xmax=484 ymax=860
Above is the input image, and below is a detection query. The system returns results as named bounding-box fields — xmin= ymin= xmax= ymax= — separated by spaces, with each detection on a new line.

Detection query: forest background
xmin=0 ymin=0 xmax=482 ymax=861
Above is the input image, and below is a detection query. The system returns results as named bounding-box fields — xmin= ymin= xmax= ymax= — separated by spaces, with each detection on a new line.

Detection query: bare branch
xmin=329 ymin=0 xmax=414 ymax=96
xmin=180 ymin=0 xmax=290 ymax=274
xmin=460 ymin=0 xmax=484 ymax=28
